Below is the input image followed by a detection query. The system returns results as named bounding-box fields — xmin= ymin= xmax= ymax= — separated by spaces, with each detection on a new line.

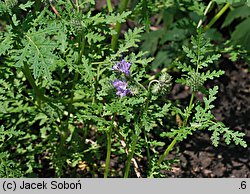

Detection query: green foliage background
xmin=0 ymin=0 xmax=248 ymax=177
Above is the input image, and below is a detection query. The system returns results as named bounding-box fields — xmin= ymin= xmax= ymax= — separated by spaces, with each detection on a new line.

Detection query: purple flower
xmin=112 ymin=59 xmax=132 ymax=76
xmin=112 ymin=79 xmax=130 ymax=98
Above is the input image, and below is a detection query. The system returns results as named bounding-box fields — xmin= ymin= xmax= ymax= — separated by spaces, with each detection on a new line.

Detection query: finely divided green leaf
xmin=19 ymin=1 xmax=34 ymax=11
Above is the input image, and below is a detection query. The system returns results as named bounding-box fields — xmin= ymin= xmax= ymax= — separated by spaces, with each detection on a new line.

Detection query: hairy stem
xmin=143 ymin=128 xmax=151 ymax=163
xmin=104 ymin=126 xmax=113 ymax=177
xmin=124 ymin=133 xmax=138 ymax=178
xmin=111 ymin=0 xmax=129 ymax=51
xmin=104 ymin=129 xmax=112 ymax=178
xmin=104 ymin=115 xmax=116 ymax=178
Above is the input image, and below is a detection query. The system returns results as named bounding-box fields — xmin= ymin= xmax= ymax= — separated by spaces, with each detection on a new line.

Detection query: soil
xmin=167 ymin=59 xmax=250 ymax=178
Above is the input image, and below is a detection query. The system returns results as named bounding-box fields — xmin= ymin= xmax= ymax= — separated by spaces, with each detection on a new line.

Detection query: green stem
xmin=141 ymin=80 xmax=160 ymax=164
xmin=183 ymin=93 xmax=195 ymax=126
xmin=111 ymin=0 xmax=129 ymax=51
xmin=58 ymin=30 xmax=85 ymax=171
xmin=197 ymin=1 xmax=213 ymax=28
xmin=9 ymin=5 xmax=44 ymax=105
xmin=22 ymin=65 xmax=64 ymax=133
xmin=92 ymin=64 xmax=100 ymax=104
xmin=75 ymin=0 xmax=80 ymax=12
xmin=22 ymin=62 xmax=43 ymax=104
xmin=142 ymin=128 xmax=151 ymax=162
xmin=128 ymin=76 xmax=147 ymax=91
xmin=156 ymin=137 xmax=177 ymax=167
xmin=63 ymin=29 xmax=85 ymax=144
xmin=151 ymin=92 xmax=195 ymax=177
xmin=83 ymin=123 xmax=89 ymax=143
xmin=124 ymin=134 xmax=138 ymax=178
xmin=204 ymin=3 xmax=230 ymax=30
xmin=149 ymin=136 xmax=178 ymax=178
xmin=104 ymin=116 xmax=116 ymax=178
xmin=104 ymin=128 xmax=112 ymax=178
xmin=64 ymin=72 xmax=79 ymax=123
xmin=106 ymin=0 xmax=113 ymax=12
xmin=147 ymin=80 xmax=158 ymax=90
xmin=136 ymin=80 xmax=147 ymax=91
xmin=64 ymin=42 xmax=83 ymax=129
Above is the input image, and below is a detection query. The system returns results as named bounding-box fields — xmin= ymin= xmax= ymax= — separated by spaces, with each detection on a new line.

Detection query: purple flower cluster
xmin=111 ymin=59 xmax=132 ymax=98
xmin=112 ymin=79 xmax=130 ymax=98
xmin=112 ymin=59 xmax=132 ymax=76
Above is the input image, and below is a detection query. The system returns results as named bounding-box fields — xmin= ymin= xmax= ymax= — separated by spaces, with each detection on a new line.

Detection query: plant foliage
xmin=0 ymin=0 xmax=248 ymax=178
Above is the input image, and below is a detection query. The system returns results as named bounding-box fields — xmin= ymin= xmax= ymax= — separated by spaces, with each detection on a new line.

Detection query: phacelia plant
xmin=0 ymin=0 xmax=247 ymax=178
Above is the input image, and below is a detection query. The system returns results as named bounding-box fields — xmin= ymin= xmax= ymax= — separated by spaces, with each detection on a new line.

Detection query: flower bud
xmin=151 ymin=72 xmax=172 ymax=95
